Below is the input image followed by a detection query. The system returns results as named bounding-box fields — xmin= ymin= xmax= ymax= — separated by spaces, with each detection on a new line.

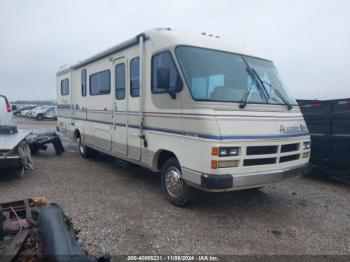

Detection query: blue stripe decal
xmin=140 ymin=125 xmax=309 ymax=140
xmin=58 ymin=115 xmax=309 ymax=140
xmin=200 ymin=132 xmax=310 ymax=140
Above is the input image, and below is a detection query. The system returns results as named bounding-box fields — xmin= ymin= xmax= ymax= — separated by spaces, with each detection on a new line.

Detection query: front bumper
xmin=0 ymin=156 xmax=22 ymax=170
xmin=200 ymin=163 xmax=310 ymax=190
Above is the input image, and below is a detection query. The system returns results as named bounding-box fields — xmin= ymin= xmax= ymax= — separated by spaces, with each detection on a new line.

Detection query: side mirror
xmin=157 ymin=67 xmax=176 ymax=99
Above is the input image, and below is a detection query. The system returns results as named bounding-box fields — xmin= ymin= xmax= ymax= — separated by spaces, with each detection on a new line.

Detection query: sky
xmin=0 ymin=0 xmax=349 ymax=101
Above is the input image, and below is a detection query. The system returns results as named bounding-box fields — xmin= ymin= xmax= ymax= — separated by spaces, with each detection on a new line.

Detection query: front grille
xmin=280 ymin=154 xmax=300 ymax=163
xmin=244 ymin=158 xmax=276 ymax=166
xmin=241 ymin=142 xmax=303 ymax=167
xmin=246 ymin=146 xmax=278 ymax=155
xmin=281 ymin=143 xmax=299 ymax=153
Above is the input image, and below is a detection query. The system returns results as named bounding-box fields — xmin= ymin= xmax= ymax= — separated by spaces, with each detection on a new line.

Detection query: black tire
xmin=78 ymin=137 xmax=97 ymax=159
xmin=36 ymin=114 xmax=43 ymax=121
xmin=161 ymin=157 xmax=191 ymax=207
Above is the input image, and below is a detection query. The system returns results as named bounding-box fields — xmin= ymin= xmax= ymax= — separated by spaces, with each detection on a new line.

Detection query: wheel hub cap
xmin=79 ymin=140 xmax=84 ymax=154
xmin=165 ymin=167 xmax=183 ymax=198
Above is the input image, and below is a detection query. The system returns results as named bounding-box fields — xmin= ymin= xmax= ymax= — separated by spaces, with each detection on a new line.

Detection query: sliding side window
xmin=81 ymin=69 xmax=87 ymax=97
xmin=61 ymin=79 xmax=69 ymax=96
xmin=89 ymin=70 xmax=111 ymax=96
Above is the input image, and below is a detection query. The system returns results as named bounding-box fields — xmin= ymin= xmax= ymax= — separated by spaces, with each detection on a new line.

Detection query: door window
xmin=115 ymin=63 xmax=125 ymax=100
xmin=130 ymin=57 xmax=140 ymax=97
xmin=151 ymin=51 xmax=183 ymax=93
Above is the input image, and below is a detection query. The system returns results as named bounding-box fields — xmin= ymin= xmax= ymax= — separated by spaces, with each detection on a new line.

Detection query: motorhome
xmin=56 ymin=28 xmax=310 ymax=206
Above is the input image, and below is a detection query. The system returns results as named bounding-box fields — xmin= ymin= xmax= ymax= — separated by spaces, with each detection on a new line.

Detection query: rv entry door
xmin=112 ymin=58 xmax=128 ymax=155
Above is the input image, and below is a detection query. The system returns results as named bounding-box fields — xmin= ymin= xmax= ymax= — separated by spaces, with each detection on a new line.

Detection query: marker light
xmin=211 ymin=147 xmax=219 ymax=156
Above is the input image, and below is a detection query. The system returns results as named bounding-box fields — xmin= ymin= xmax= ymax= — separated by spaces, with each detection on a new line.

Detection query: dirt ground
xmin=0 ymin=118 xmax=349 ymax=256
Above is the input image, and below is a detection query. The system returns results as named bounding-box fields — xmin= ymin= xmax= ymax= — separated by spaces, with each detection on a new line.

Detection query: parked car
xmin=21 ymin=109 xmax=34 ymax=117
xmin=16 ymin=105 xmax=37 ymax=116
xmin=0 ymin=95 xmax=15 ymax=131
xmin=26 ymin=106 xmax=48 ymax=118
xmin=32 ymin=106 xmax=57 ymax=120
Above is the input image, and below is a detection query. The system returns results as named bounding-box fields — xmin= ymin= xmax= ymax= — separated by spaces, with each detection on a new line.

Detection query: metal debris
xmin=26 ymin=132 xmax=65 ymax=156
xmin=0 ymin=198 xmax=106 ymax=262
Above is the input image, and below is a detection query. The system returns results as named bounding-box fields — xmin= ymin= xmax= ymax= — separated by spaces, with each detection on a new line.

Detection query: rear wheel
xmin=161 ymin=158 xmax=191 ymax=207
xmin=78 ymin=137 xmax=97 ymax=158
xmin=36 ymin=114 xmax=43 ymax=121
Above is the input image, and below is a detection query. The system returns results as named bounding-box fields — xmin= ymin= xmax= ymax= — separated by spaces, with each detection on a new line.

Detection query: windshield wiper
xmin=250 ymin=68 xmax=293 ymax=110
xmin=239 ymin=67 xmax=267 ymax=109
xmin=239 ymin=82 xmax=254 ymax=109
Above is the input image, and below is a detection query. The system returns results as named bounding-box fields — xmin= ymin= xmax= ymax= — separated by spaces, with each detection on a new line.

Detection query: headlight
xmin=303 ymin=141 xmax=311 ymax=150
xmin=218 ymin=147 xmax=239 ymax=157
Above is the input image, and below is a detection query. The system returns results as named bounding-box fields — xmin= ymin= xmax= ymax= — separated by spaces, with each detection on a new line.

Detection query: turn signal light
xmin=211 ymin=160 xmax=218 ymax=169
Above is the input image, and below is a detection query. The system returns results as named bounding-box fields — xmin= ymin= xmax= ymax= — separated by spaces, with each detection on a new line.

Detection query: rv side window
xmin=81 ymin=69 xmax=87 ymax=97
xmin=130 ymin=57 xmax=140 ymax=97
xmin=89 ymin=70 xmax=111 ymax=96
xmin=115 ymin=63 xmax=125 ymax=100
xmin=61 ymin=79 xmax=69 ymax=96
xmin=152 ymin=51 xmax=183 ymax=93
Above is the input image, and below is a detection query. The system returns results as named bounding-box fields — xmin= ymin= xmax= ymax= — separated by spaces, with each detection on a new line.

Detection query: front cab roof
xmin=144 ymin=28 xmax=269 ymax=60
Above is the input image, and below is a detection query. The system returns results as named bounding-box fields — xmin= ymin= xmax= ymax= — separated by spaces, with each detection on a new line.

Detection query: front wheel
xmin=161 ymin=158 xmax=191 ymax=207
xmin=36 ymin=114 xmax=43 ymax=121
xmin=78 ymin=137 xmax=97 ymax=159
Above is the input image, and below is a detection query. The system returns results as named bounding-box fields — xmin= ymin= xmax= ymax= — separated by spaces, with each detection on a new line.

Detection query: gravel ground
xmin=0 ymin=118 xmax=349 ymax=256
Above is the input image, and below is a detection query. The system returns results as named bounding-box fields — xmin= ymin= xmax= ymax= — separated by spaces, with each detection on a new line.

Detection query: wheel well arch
xmin=73 ymin=129 xmax=81 ymax=139
xmin=153 ymin=150 xmax=179 ymax=171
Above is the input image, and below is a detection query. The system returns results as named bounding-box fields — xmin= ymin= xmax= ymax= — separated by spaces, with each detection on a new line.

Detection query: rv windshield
xmin=175 ymin=46 xmax=297 ymax=105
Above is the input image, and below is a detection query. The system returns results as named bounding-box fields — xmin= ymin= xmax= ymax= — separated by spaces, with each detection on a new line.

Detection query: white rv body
xmin=56 ymin=28 xmax=310 ymax=199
